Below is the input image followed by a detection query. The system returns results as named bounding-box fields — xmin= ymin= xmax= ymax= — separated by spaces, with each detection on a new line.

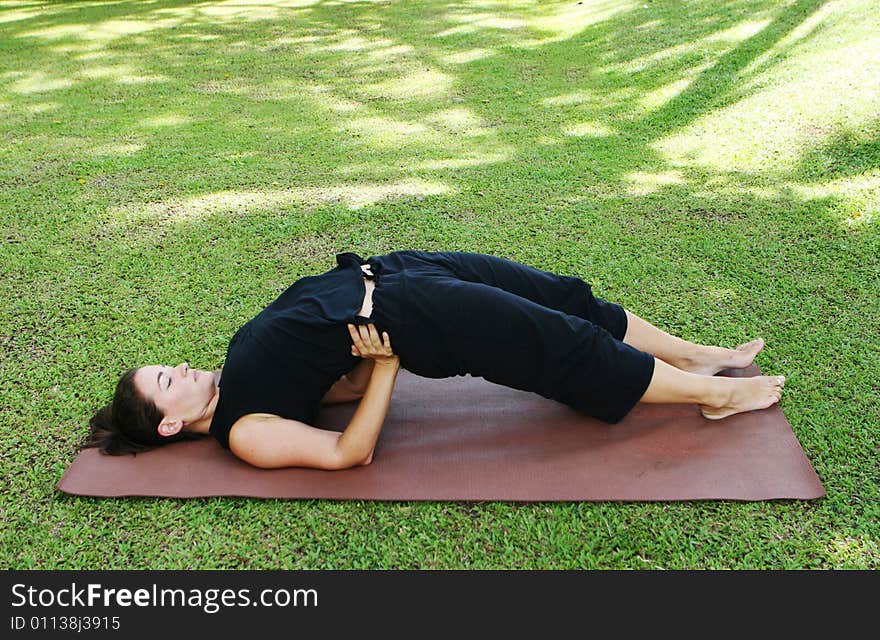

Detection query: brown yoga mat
xmin=58 ymin=365 xmax=825 ymax=502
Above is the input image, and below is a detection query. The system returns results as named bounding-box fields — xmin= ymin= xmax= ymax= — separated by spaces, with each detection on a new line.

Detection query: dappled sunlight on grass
xmin=79 ymin=63 xmax=168 ymax=85
xmin=340 ymin=115 xmax=430 ymax=145
xmin=108 ymin=179 xmax=453 ymax=226
xmin=534 ymin=135 xmax=561 ymax=146
xmin=433 ymin=2 xmax=532 ymax=39
xmin=704 ymin=18 xmax=772 ymax=44
xmin=525 ymin=0 xmax=635 ymax=45
xmin=364 ymin=43 xmax=418 ymax=62
xmin=194 ymin=77 xmax=299 ymax=101
xmin=433 ymin=0 xmax=636 ymax=49
xmin=760 ymin=0 xmax=843 ymax=57
xmin=424 ymin=107 xmax=495 ymax=134
xmin=604 ymin=18 xmax=773 ymax=107
xmin=152 ymin=0 xmax=318 ymax=22
xmin=704 ymin=284 xmax=741 ymax=305
xmin=89 ymin=141 xmax=147 ymax=157
xmin=640 ymin=0 xmax=879 ymax=234
xmin=542 ymin=87 xmax=636 ymax=114
xmin=302 ymin=80 xmax=502 ymax=149
xmin=791 ymin=171 xmax=880 ymax=229
xmin=138 ymin=113 xmax=194 ymax=128
xmin=358 ymin=68 xmax=453 ymax=102
xmin=19 ymin=17 xmax=185 ymax=42
xmin=305 ymin=85 xmax=361 ymax=113
xmin=335 ymin=149 xmax=513 ymax=175
xmin=441 ymin=47 xmax=494 ymax=64
xmin=624 ymin=170 xmax=686 ymax=196
xmin=411 ymin=150 xmax=511 ymax=171
xmin=319 ymin=35 xmax=397 ymax=53
xmin=6 ymin=70 xmax=73 ymax=94
xmin=0 ymin=6 xmax=40 ymax=24
xmin=333 ymin=108 xmax=503 ymax=149
xmin=638 ymin=76 xmax=698 ymax=112
xmin=542 ymin=90 xmax=601 ymax=107
xmin=561 ymin=121 xmax=615 ymax=137
xmin=650 ymin=41 xmax=880 ymax=172
xmin=23 ymin=101 xmax=59 ymax=114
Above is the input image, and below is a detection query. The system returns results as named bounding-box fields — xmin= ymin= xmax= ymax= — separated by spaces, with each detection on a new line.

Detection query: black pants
xmin=364 ymin=250 xmax=656 ymax=424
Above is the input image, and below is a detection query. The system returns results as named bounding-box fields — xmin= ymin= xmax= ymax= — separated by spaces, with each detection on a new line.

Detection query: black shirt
xmin=209 ymin=252 xmax=371 ymax=449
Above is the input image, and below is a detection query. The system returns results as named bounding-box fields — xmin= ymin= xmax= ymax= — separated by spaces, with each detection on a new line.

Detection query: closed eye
xmin=158 ymin=368 xmax=171 ymax=391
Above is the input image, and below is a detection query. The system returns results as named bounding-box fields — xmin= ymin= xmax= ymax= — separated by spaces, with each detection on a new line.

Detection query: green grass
xmin=1 ymin=0 xmax=877 ymax=569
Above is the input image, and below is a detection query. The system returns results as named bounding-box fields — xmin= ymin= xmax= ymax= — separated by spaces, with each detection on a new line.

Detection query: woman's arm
xmin=345 ymin=357 xmax=376 ymax=394
xmin=334 ymin=323 xmax=399 ymax=465
xmin=228 ymin=324 xmax=399 ymax=470
xmin=321 ymin=375 xmax=364 ymax=404
xmin=321 ymin=357 xmax=376 ymax=404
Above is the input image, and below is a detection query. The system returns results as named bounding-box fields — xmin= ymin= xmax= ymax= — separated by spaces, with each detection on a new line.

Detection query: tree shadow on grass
xmin=795 ymin=120 xmax=880 ymax=182
xmin=0 ymin=0 xmax=829 ymax=194
xmin=1 ymin=0 xmax=872 ymax=356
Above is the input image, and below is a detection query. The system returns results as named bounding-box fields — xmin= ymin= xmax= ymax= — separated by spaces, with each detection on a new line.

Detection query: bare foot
xmin=699 ymin=374 xmax=785 ymax=420
xmin=681 ymin=338 xmax=765 ymax=376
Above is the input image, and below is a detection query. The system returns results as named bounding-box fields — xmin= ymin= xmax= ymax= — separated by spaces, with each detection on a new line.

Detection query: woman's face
xmin=133 ymin=362 xmax=219 ymax=426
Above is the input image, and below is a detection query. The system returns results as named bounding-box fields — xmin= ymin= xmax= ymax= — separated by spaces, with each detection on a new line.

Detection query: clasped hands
xmin=347 ymin=323 xmax=399 ymax=367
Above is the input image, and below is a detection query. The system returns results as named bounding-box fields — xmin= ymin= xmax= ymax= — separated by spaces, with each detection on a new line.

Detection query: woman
xmin=85 ymin=250 xmax=785 ymax=470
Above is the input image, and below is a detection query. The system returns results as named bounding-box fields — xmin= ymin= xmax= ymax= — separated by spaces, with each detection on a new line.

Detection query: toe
xmin=737 ymin=338 xmax=763 ymax=352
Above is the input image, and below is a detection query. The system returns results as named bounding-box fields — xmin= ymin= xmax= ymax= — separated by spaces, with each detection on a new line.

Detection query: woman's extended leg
xmin=622 ymin=310 xmax=767 ymax=375
xmin=640 ymin=356 xmax=785 ymax=420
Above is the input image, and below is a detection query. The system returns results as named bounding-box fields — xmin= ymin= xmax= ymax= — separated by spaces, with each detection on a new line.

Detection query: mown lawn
xmin=1 ymin=0 xmax=877 ymax=569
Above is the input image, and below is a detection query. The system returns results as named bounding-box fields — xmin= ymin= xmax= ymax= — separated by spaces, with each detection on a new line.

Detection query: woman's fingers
xmin=367 ymin=323 xmax=382 ymax=349
xmin=347 ymin=324 xmax=365 ymax=351
xmin=347 ymin=323 xmax=390 ymax=355
xmin=357 ymin=324 xmax=372 ymax=347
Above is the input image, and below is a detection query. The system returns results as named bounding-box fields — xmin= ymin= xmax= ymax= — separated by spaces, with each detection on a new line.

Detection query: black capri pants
xmin=364 ymin=250 xmax=657 ymax=424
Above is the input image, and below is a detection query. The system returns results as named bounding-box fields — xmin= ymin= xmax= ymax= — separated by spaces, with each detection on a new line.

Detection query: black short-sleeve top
xmin=208 ymin=252 xmax=374 ymax=450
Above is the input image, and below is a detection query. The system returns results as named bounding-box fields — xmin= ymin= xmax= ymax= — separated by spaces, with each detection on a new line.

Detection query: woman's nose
xmin=178 ymin=362 xmax=189 ymax=377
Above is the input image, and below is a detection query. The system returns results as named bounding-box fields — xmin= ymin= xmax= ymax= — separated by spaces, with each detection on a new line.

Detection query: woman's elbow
xmin=335 ymin=447 xmax=373 ymax=469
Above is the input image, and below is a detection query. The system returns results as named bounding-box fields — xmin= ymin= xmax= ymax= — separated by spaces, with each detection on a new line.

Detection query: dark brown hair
xmin=83 ymin=368 xmax=202 ymax=455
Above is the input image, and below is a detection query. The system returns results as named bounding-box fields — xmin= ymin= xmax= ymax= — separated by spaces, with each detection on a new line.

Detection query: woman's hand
xmin=347 ymin=323 xmax=399 ymax=367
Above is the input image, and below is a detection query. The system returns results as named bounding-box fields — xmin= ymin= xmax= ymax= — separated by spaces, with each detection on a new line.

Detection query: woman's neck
xmin=184 ymin=369 xmax=221 ymax=435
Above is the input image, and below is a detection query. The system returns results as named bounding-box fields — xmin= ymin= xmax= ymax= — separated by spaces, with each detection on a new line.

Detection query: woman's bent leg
xmin=622 ymin=310 xmax=701 ymax=369
xmin=411 ymin=251 xmax=629 ymax=338
xmin=406 ymin=252 xmax=767 ymax=376
xmin=389 ymin=273 xmax=785 ymax=423
xmin=396 ymin=274 xmax=660 ymax=423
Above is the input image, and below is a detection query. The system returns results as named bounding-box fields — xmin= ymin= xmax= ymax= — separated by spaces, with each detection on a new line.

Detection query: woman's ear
xmin=158 ymin=418 xmax=183 ymax=438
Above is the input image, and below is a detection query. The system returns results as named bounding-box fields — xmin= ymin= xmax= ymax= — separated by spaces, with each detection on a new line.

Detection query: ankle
xmin=700 ymin=377 xmax=730 ymax=408
xmin=677 ymin=344 xmax=705 ymax=370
